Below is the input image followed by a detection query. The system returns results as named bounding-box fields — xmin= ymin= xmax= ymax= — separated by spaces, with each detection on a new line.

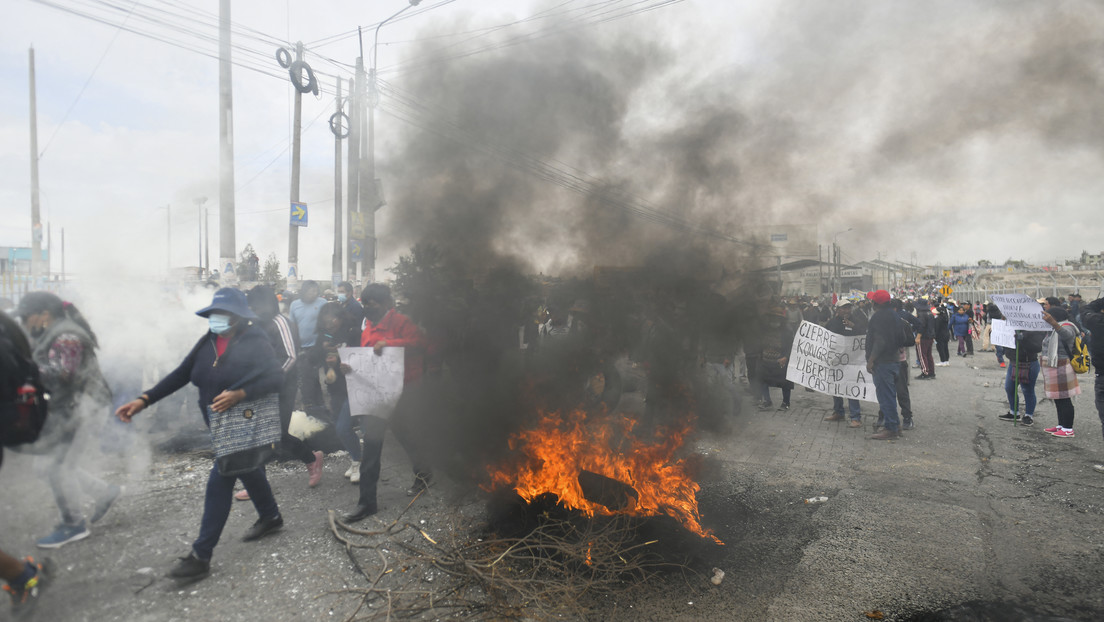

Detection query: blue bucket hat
xmin=195 ymin=287 xmax=258 ymax=320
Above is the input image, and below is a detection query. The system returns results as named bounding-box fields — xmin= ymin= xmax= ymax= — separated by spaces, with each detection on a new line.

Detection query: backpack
xmin=0 ymin=320 xmax=49 ymax=447
xmin=899 ymin=317 xmax=916 ymax=348
xmin=1062 ymin=322 xmax=1091 ymax=374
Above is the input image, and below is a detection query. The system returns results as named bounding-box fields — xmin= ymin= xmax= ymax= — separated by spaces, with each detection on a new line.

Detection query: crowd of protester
xmin=1 ymin=272 xmax=1101 ymax=616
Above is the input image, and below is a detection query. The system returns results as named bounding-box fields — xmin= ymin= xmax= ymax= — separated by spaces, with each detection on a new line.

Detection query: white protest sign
xmin=990 ymin=319 xmax=1016 ymax=349
xmin=785 ymin=321 xmax=877 ymax=402
xmin=990 ymin=294 xmax=1051 ymax=331
xmin=338 ymin=347 xmax=405 ymax=419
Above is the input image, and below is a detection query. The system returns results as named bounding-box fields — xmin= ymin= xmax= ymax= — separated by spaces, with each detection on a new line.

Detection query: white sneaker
xmin=350 ymin=469 xmax=361 ymax=484
xmin=344 ymin=461 xmax=360 ymax=479
xmin=1093 ymin=464 xmax=1104 ymax=474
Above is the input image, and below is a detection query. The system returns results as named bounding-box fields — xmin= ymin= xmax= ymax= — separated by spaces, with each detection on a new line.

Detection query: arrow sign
xmin=940 ymin=285 xmax=953 ymax=297
xmin=350 ymin=240 xmax=363 ymax=262
xmin=290 ymin=202 xmax=308 ymax=227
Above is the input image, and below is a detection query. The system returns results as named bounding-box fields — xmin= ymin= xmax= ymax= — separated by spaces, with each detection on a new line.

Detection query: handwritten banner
xmin=338 ymin=347 xmax=405 ymax=420
xmin=990 ymin=319 xmax=1016 ymax=349
xmin=990 ymin=294 xmax=1051 ymax=331
xmin=785 ymin=321 xmax=877 ymax=402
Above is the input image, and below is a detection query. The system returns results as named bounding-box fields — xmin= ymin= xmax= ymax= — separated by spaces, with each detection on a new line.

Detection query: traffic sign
xmin=350 ymin=240 xmax=363 ymax=263
xmin=290 ymin=202 xmax=308 ymax=227
xmin=940 ymin=285 xmax=953 ymax=297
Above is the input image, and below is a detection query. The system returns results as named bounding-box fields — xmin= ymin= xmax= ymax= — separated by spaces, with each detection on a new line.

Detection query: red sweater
xmin=360 ymin=308 xmax=426 ymax=385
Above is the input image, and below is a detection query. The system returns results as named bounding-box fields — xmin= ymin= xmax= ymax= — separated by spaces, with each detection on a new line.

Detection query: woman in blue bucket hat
xmin=114 ymin=288 xmax=284 ymax=580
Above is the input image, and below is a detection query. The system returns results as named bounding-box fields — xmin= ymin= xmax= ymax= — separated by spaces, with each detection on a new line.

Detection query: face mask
xmin=337 ymin=294 xmax=347 ymax=303
xmin=208 ymin=313 xmax=233 ymax=335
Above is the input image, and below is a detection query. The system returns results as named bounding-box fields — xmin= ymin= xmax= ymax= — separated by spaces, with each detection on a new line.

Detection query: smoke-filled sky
xmin=3 ymin=0 xmax=1104 ymax=282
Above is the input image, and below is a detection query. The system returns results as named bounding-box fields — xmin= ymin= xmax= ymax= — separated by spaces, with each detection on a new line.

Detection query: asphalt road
xmin=2 ymin=351 xmax=1103 ymax=621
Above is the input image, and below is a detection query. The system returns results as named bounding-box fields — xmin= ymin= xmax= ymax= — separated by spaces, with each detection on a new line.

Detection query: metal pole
xmin=60 ymin=227 xmax=64 ymax=282
xmin=29 ymin=48 xmax=42 ymax=283
xmin=332 ymin=77 xmax=343 ymax=287
xmin=197 ymin=198 xmax=203 ymax=275
xmin=218 ymin=0 xmax=237 ymax=280
xmin=204 ymin=208 xmax=210 ymax=276
xmin=288 ymin=41 xmax=304 ymax=287
xmin=164 ymin=204 xmax=171 ymax=275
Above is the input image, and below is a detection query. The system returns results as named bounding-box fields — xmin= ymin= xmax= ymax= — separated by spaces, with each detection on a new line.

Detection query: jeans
xmin=872 ymin=362 xmax=900 ymax=432
xmin=833 ymin=396 xmax=861 ymax=421
xmin=895 ymin=360 xmax=912 ymax=418
xmin=335 ymin=400 xmax=363 ymax=462
xmin=995 ymin=346 xmax=1005 ymax=365
xmin=193 ymin=461 xmax=279 ymax=561
xmin=1004 ymin=360 xmax=1040 ymax=416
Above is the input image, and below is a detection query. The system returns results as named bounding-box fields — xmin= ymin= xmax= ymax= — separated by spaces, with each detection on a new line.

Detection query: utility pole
xmin=332 ymin=77 xmax=344 ymax=287
xmin=204 ymin=207 xmax=210 ymax=276
xmin=346 ymin=63 xmax=362 ymax=284
xmin=218 ymin=0 xmax=237 ymax=281
xmin=818 ymin=245 xmax=823 ymax=296
xmin=288 ymin=41 xmax=304 ymax=287
xmin=60 ymin=227 xmax=65 ymax=282
xmin=28 ymin=48 xmax=43 ymax=283
xmin=195 ymin=197 xmax=207 ymax=277
xmin=362 ymin=60 xmax=375 ymax=283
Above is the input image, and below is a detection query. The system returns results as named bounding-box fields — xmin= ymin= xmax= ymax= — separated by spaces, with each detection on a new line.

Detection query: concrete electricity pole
xmin=195 ymin=196 xmax=207 ymax=278
xmin=218 ymin=0 xmax=237 ymax=280
xmin=28 ymin=48 xmax=43 ymax=282
xmin=287 ymin=41 xmax=305 ymax=287
xmin=332 ymin=78 xmax=344 ymax=286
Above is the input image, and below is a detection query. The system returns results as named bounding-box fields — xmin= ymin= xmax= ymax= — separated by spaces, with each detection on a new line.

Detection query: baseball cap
xmin=867 ymin=290 xmax=891 ymax=305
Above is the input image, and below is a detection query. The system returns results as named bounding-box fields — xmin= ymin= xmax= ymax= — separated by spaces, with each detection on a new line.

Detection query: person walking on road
xmin=915 ymin=298 xmax=936 ymax=379
xmin=950 ymin=304 xmax=972 ymax=357
xmin=934 ymin=301 xmax=951 ymax=366
xmin=866 ymin=290 xmax=903 ymax=440
xmin=115 ymin=288 xmax=285 ymax=580
xmin=1040 ymin=307 xmax=1081 ymax=438
xmin=1079 ymin=297 xmax=1104 ymax=473
xmin=15 ymin=292 xmax=121 ymax=549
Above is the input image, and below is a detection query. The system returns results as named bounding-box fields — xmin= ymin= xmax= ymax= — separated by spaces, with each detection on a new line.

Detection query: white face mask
xmin=208 ymin=312 xmax=233 ymax=335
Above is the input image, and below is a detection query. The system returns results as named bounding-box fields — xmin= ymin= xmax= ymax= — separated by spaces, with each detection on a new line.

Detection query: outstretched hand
xmin=115 ymin=400 xmax=145 ymax=423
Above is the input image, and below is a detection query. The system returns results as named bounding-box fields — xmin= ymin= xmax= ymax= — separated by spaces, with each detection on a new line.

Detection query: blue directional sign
xmin=350 ymin=239 xmax=363 ymax=263
xmin=290 ymin=202 xmax=308 ymax=227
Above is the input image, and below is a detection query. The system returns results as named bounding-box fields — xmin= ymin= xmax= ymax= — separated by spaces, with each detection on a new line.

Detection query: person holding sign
xmin=822 ymin=299 xmax=866 ymax=427
xmin=343 ymin=284 xmax=431 ymax=523
xmin=998 ymin=328 xmax=1045 ymax=427
xmin=865 ymin=290 xmax=903 ymax=440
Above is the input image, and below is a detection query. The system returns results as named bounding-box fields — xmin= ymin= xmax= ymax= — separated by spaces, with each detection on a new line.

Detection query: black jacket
xmin=825 ymin=312 xmax=867 ymax=336
xmin=144 ymin=324 xmax=283 ymax=426
xmin=866 ymin=307 xmax=902 ymax=365
xmin=1081 ymin=297 xmax=1104 ymax=370
xmin=914 ymin=306 xmax=935 ymax=339
xmin=1004 ymin=330 xmax=1045 ymax=364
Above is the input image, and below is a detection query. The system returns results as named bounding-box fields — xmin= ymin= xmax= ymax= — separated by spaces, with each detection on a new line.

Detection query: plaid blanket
xmin=208 ymin=394 xmax=281 ymax=459
xmin=1042 ymin=361 xmax=1081 ymax=399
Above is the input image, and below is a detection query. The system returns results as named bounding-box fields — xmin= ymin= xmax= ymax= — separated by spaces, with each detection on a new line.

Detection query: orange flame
xmin=484 ymin=408 xmax=723 ymax=545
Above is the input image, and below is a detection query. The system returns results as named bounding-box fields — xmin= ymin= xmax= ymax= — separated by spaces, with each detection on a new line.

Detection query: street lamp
xmin=194 ymin=197 xmax=207 ymax=279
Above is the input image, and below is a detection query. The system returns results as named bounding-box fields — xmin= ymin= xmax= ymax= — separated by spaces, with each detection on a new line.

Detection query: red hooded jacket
xmin=360 ymin=308 xmax=426 ymax=385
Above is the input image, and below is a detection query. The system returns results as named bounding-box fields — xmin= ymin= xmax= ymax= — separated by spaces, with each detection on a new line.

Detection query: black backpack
xmin=899 ymin=316 xmax=916 ymax=347
xmin=0 ymin=318 xmax=49 ymax=448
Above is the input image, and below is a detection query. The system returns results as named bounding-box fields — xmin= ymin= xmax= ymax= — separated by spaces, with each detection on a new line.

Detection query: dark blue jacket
xmin=949 ymin=311 xmax=972 ymax=338
xmin=143 ymin=324 xmax=282 ymax=426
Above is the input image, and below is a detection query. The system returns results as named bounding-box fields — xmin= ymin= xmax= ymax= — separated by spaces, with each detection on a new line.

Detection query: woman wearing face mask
xmin=114 ymin=288 xmax=284 ymax=580
xmin=14 ymin=292 xmax=121 ymax=549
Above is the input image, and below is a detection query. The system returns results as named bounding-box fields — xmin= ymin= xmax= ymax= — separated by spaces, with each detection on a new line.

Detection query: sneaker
xmin=167 ymin=552 xmax=210 ymax=579
xmin=1050 ymin=428 xmax=1075 ymax=438
xmin=1093 ymin=464 xmax=1104 ymax=474
xmin=242 ymin=515 xmax=283 ymax=541
xmin=1021 ymin=416 xmax=1033 ymax=427
xmin=234 ymin=489 xmax=251 ymax=501
xmin=998 ymin=412 xmax=1017 ymax=422
xmin=350 ymin=469 xmax=361 ymax=484
xmin=869 ymin=429 xmax=900 ymax=440
xmin=848 ymin=419 xmax=863 ymax=428
xmin=406 ymin=474 xmax=433 ymax=496
xmin=36 ymin=522 xmax=89 ymax=549
xmin=757 ymin=400 xmax=773 ymax=410
xmin=1044 ymin=426 xmax=1060 ymax=434
xmin=823 ymin=413 xmax=845 ymax=422
xmin=344 ymin=461 xmax=360 ymax=479
xmin=3 ymin=556 xmax=50 ymax=617
xmin=90 ymin=484 xmax=122 ymax=524
xmin=307 ymin=451 xmax=324 ymax=487
xmin=777 ymin=403 xmax=790 ymax=411
xmin=901 ymin=419 xmax=915 ymax=431
xmin=999 ymin=362 xmax=1007 ymax=368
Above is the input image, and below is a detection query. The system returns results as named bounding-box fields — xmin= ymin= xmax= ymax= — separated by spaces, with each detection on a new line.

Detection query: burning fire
xmin=484 ymin=408 xmax=723 ymax=545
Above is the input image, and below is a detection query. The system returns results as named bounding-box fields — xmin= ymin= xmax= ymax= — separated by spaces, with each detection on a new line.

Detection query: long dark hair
xmin=15 ymin=291 xmax=99 ymax=348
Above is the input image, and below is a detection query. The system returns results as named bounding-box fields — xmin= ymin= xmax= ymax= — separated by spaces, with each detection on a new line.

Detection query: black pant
xmin=965 ymin=333 xmax=974 ymax=355
xmin=935 ymin=338 xmax=950 ymax=363
xmin=356 ymin=390 xmax=432 ymax=508
xmin=298 ymin=355 xmax=325 ymax=408
xmin=1056 ymin=397 xmax=1075 ymax=428
xmin=280 ymin=366 xmax=315 ymax=464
